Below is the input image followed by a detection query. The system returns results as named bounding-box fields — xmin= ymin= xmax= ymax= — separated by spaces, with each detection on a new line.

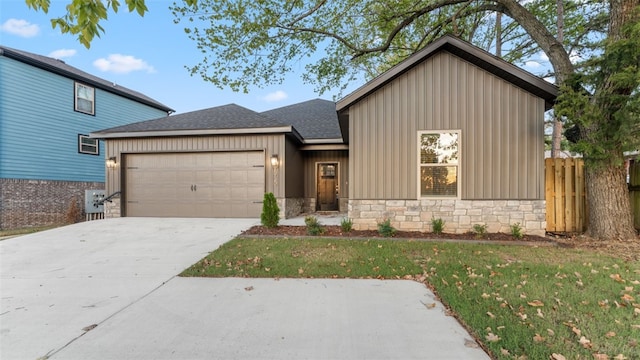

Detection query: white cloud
xmin=261 ymin=90 xmax=288 ymax=102
xmin=525 ymin=60 xmax=541 ymax=68
xmin=48 ymin=49 xmax=77 ymax=59
xmin=538 ymin=52 xmax=549 ymax=62
xmin=93 ymin=54 xmax=155 ymax=74
xmin=1 ymin=19 xmax=39 ymax=38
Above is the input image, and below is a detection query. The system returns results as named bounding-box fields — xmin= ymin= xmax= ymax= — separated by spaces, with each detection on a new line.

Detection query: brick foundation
xmin=348 ymin=199 xmax=546 ymax=237
xmin=0 ymin=178 xmax=104 ymax=230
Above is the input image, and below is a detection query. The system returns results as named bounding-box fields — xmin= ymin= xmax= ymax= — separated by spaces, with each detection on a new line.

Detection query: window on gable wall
xmin=418 ymin=131 xmax=460 ymax=198
xmin=75 ymin=82 xmax=95 ymax=115
xmin=78 ymin=134 xmax=99 ymax=155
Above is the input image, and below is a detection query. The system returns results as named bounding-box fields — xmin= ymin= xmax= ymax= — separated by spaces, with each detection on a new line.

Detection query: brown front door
xmin=317 ymin=163 xmax=338 ymax=211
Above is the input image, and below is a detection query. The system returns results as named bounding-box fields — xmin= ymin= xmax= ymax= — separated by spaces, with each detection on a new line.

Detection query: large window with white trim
xmin=75 ymin=82 xmax=95 ymax=115
xmin=418 ymin=131 xmax=460 ymax=197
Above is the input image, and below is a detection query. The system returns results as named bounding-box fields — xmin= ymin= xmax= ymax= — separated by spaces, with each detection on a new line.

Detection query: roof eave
xmin=91 ymin=126 xmax=295 ymax=139
xmin=336 ymin=35 xmax=558 ymax=112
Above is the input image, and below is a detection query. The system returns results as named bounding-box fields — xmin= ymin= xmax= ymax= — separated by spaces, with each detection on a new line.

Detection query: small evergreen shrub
xmin=377 ymin=219 xmax=396 ymax=237
xmin=260 ymin=192 xmax=280 ymax=228
xmin=340 ymin=218 xmax=353 ymax=232
xmin=472 ymin=224 xmax=488 ymax=239
xmin=304 ymin=215 xmax=324 ymax=235
xmin=431 ymin=217 xmax=445 ymax=234
xmin=510 ymin=222 xmax=524 ymax=239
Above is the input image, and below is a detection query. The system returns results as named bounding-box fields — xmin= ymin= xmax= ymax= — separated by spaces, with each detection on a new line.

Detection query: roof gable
xmin=0 ymin=46 xmax=173 ymax=113
xmin=336 ymin=34 xmax=558 ymax=112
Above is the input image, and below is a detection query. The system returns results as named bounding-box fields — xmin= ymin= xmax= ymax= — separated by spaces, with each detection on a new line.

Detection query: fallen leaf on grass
xmin=593 ymin=354 xmax=609 ymax=360
xmin=500 ymin=348 xmax=510 ymax=356
xmin=551 ymin=353 xmax=566 ymax=360
xmin=578 ymin=336 xmax=592 ymax=348
xmin=614 ymin=355 xmax=628 ymax=360
xmin=621 ymin=293 xmax=635 ymax=302
xmin=610 ymin=274 xmax=625 ymax=283
xmin=605 ymin=331 xmax=617 ymax=338
xmin=485 ymin=333 xmax=500 ymax=342
xmin=537 ymin=309 xmax=544 ymax=318
xmin=547 ymin=328 xmax=555 ymax=336
xmin=298 ymin=268 xmax=304 ymax=275
xmin=487 ymin=311 xmax=495 ymax=318
xmin=533 ymin=333 xmax=545 ymax=343
xmin=528 ymin=300 xmax=544 ymax=307
xmin=572 ymin=327 xmax=582 ymax=336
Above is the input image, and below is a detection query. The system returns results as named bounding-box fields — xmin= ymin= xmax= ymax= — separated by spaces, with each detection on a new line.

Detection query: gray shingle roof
xmin=261 ymin=99 xmax=341 ymax=139
xmin=0 ymin=45 xmax=173 ymax=113
xmin=94 ymin=104 xmax=286 ymax=133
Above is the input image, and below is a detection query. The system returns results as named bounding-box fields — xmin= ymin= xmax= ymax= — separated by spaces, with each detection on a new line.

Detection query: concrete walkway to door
xmin=0 ymin=217 xmax=490 ymax=360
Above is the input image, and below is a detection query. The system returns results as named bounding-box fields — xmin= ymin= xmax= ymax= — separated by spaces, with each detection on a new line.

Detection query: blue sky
xmin=1 ymin=1 xmax=554 ymax=115
xmin=0 ymin=0 xmax=343 ymax=114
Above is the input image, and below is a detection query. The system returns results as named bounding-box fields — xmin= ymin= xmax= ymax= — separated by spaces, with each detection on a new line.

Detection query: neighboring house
xmin=92 ymin=35 xmax=557 ymax=236
xmin=0 ymin=46 xmax=173 ymax=230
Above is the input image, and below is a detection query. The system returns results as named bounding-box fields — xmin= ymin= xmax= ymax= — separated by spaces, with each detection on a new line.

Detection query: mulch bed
xmin=241 ymin=225 xmax=640 ymax=261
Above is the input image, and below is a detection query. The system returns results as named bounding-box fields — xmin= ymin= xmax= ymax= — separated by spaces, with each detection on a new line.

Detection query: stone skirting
xmin=278 ymin=198 xmax=305 ymax=218
xmin=105 ymin=197 xmax=121 ymax=218
xmin=348 ymin=199 xmax=546 ymax=237
xmin=0 ymin=178 xmax=104 ymax=230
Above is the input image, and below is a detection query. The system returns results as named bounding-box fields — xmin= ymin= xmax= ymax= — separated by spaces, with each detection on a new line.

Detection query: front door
xmin=317 ymin=163 xmax=338 ymax=211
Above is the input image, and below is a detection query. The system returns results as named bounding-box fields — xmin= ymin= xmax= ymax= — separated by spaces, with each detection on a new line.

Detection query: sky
xmin=0 ymin=1 xmax=553 ymax=115
xmin=0 ymin=0 xmax=344 ymax=115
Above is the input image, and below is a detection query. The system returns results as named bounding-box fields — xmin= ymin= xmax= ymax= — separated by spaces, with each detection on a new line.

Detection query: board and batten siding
xmin=349 ymin=51 xmax=545 ymax=200
xmin=0 ymin=55 xmax=168 ymax=182
xmin=105 ymin=134 xmax=287 ymax=199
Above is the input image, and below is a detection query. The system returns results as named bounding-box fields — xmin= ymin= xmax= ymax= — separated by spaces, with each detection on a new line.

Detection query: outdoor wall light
xmin=106 ymin=156 xmax=117 ymax=169
xmin=270 ymin=154 xmax=279 ymax=168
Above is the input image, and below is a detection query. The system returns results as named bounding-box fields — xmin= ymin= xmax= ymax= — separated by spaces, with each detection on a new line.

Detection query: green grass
xmin=0 ymin=226 xmax=57 ymax=238
xmin=181 ymin=237 xmax=640 ymax=359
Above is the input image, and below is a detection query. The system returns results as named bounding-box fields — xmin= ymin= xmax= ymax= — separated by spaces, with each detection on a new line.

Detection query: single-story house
xmin=91 ymin=35 xmax=557 ymax=236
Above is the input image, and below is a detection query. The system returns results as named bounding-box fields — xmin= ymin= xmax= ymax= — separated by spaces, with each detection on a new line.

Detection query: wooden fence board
xmin=545 ymin=158 xmax=587 ymax=233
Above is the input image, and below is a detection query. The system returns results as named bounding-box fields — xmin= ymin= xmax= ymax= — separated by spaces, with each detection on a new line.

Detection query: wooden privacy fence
xmin=545 ymin=158 xmax=640 ymax=233
xmin=545 ymin=158 xmax=587 ymax=233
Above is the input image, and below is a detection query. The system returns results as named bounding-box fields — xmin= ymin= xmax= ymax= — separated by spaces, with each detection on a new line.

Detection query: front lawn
xmin=181 ymin=237 xmax=640 ymax=359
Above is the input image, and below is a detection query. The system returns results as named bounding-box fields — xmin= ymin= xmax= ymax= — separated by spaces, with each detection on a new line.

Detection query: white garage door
xmin=124 ymin=152 xmax=265 ymax=218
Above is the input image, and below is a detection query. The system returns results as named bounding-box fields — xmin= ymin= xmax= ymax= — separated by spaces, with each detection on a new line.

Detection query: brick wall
xmin=0 ymin=178 xmax=104 ymax=230
xmin=349 ymin=199 xmax=546 ymax=237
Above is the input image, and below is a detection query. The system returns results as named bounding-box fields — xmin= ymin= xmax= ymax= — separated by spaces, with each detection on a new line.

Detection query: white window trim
xmin=78 ymin=134 xmax=99 ymax=155
xmin=75 ymin=82 xmax=95 ymax=115
xmin=417 ymin=130 xmax=461 ymax=200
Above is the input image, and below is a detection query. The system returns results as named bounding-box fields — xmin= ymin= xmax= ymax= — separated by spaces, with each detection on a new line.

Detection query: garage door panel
xmin=125 ymin=151 xmax=265 ymax=218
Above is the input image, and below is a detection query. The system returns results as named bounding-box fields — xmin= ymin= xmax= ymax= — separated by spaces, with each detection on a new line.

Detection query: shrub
xmin=510 ymin=222 xmax=524 ymax=239
xmin=431 ymin=217 xmax=445 ymax=234
xmin=472 ymin=224 xmax=488 ymax=239
xmin=304 ymin=215 xmax=324 ymax=235
xmin=377 ymin=219 xmax=396 ymax=237
xmin=260 ymin=192 xmax=280 ymax=228
xmin=340 ymin=218 xmax=353 ymax=232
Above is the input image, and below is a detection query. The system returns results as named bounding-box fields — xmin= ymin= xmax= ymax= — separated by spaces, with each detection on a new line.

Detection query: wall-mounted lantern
xmin=270 ymin=154 xmax=279 ymax=168
xmin=106 ymin=156 xmax=117 ymax=169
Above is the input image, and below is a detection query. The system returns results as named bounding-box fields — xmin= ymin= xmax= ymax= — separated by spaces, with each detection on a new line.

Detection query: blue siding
xmin=0 ymin=56 xmax=168 ymax=182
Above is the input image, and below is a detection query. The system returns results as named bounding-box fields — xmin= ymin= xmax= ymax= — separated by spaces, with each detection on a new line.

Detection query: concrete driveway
xmin=1 ymin=217 xmax=490 ymax=360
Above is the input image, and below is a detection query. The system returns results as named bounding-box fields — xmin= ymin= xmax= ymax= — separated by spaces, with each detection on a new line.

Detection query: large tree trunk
xmin=585 ymin=162 xmax=636 ymax=240
xmin=584 ymin=0 xmax=639 ymax=240
xmin=551 ymin=0 xmax=564 ymax=158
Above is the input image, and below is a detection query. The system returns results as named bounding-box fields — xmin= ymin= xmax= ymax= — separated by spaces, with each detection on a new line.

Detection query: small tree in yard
xmin=261 ymin=192 xmax=280 ymax=228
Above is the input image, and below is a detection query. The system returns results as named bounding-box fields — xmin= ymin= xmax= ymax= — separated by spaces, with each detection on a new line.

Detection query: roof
xmin=91 ymin=103 xmax=299 ymax=139
xmin=0 ymin=46 xmax=174 ymax=113
xmin=261 ymin=99 xmax=342 ymax=141
xmin=336 ymin=34 xmax=558 ymax=113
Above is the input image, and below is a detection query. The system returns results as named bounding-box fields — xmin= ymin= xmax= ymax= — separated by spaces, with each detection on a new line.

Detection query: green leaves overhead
xmin=25 ymin=0 xmax=149 ymax=48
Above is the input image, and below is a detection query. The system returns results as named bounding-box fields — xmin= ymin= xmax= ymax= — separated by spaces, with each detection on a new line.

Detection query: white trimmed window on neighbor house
xmin=75 ymin=82 xmax=95 ymax=115
xmin=78 ymin=134 xmax=99 ymax=155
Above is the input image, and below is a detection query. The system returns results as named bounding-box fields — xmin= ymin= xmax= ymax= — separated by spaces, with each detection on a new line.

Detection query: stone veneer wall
xmin=104 ymin=197 xmax=121 ymax=218
xmin=348 ymin=199 xmax=546 ymax=237
xmin=0 ymin=178 xmax=104 ymax=229
xmin=279 ymin=198 xmax=305 ymax=218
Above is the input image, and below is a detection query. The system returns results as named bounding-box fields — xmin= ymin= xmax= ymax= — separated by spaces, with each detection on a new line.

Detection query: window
xmin=418 ymin=131 xmax=460 ymax=197
xmin=78 ymin=134 xmax=99 ymax=155
xmin=75 ymin=82 xmax=95 ymax=115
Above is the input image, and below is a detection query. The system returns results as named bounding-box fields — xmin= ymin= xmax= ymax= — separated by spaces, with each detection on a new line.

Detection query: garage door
xmin=124 ymin=152 xmax=265 ymax=218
